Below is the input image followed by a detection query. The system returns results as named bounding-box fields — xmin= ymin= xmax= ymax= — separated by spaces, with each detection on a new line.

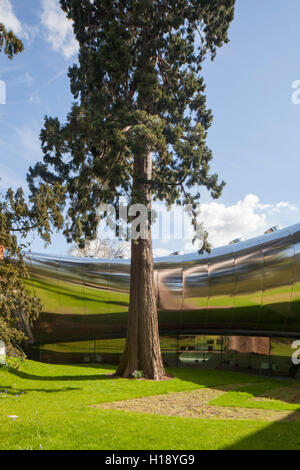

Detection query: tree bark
xmin=115 ymin=151 xmax=166 ymax=380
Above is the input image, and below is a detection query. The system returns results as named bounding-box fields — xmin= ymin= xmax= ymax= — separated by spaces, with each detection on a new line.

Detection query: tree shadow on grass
xmin=209 ymin=381 xmax=300 ymax=411
xmin=166 ymin=366 xmax=275 ymax=389
xmin=0 ymin=385 xmax=81 ymax=395
xmin=222 ymin=412 xmax=300 ymax=450
xmin=7 ymin=364 xmax=297 ymax=408
xmin=6 ymin=366 xmax=119 ymax=382
xmin=5 ymin=363 xmax=278 ymax=386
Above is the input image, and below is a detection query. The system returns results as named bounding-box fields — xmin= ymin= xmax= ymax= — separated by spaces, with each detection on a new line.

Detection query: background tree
xmin=28 ymin=0 xmax=235 ymax=379
xmin=0 ymin=185 xmax=64 ymax=360
xmin=0 ymin=23 xmax=23 ymax=59
xmin=0 ymin=25 xmax=62 ymax=359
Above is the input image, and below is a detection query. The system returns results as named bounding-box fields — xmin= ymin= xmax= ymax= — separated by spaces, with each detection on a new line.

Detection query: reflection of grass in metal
xmin=25 ymin=278 xmax=129 ymax=315
xmin=187 ymin=285 xmax=293 ymax=309
xmin=270 ymin=339 xmax=295 ymax=358
xmin=41 ymin=338 xmax=126 ymax=354
xmin=24 ymin=279 xmax=60 ymax=313
xmin=26 ymin=276 xmax=296 ymax=319
xmin=186 ymin=296 xmax=232 ymax=307
xmin=41 ymin=336 xmax=179 ymax=355
xmin=185 ymin=297 xmax=207 ymax=308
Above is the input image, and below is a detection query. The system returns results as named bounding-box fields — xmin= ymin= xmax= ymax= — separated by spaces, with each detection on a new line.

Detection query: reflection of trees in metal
xmin=70 ymin=238 xmax=130 ymax=259
xmin=27 ymin=223 xmax=300 ymax=343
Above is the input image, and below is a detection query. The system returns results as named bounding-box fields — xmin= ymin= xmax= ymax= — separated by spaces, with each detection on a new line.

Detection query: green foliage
xmin=0 ymin=23 xmax=23 ymax=59
xmin=28 ymin=0 xmax=235 ymax=251
xmin=132 ymin=369 xmax=144 ymax=379
xmin=0 ymin=185 xmax=65 ymax=358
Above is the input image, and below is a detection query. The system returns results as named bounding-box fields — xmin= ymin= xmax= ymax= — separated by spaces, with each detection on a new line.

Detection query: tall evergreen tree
xmin=28 ymin=0 xmax=235 ymax=379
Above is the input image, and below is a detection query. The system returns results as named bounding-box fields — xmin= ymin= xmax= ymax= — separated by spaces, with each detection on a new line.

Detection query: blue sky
xmin=1 ymin=0 xmax=300 ymax=256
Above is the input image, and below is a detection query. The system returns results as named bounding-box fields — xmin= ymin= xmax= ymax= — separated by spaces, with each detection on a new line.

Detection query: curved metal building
xmin=25 ymin=222 xmax=300 ymax=345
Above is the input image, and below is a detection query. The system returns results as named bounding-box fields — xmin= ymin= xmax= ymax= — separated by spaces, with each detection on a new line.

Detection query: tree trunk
xmin=115 ymin=151 xmax=166 ymax=380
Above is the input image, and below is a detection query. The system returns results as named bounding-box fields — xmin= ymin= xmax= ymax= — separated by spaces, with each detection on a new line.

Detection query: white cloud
xmin=269 ymin=201 xmax=298 ymax=213
xmin=182 ymin=194 xmax=300 ymax=250
xmin=41 ymin=0 xmax=79 ymax=59
xmin=149 ymin=194 xmax=300 ymax=253
xmin=0 ymin=0 xmax=22 ymax=36
xmin=0 ymin=0 xmax=35 ymax=41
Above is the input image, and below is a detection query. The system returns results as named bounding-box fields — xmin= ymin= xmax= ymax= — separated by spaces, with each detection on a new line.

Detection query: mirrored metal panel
xmin=156 ymin=257 xmax=184 ymax=332
xmin=157 ymin=262 xmax=183 ymax=311
xmin=51 ymin=256 xmax=87 ymax=340
xmin=81 ymin=259 xmax=112 ymax=338
xmin=207 ymin=247 xmax=235 ymax=329
xmin=26 ymin=222 xmax=300 ymax=342
xmin=182 ymin=255 xmax=209 ymax=328
xmin=29 ymin=253 xmax=61 ymax=342
xmin=28 ymin=253 xmax=61 ymax=313
xmin=286 ymin=224 xmax=300 ymax=333
xmin=82 ymin=259 xmax=110 ymax=316
xmin=232 ymin=236 xmax=264 ymax=331
xmin=57 ymin=256 xmax=85 ymax=315
xmin=260 ymin=230 xmax=293 ymax=332
xmin=107 ymin=259 xmax=130 ymax=335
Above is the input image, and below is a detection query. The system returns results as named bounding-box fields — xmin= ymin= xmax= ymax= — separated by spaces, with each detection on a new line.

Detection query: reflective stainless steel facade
xmin=26 ymin=223 xmax=300 ymax=343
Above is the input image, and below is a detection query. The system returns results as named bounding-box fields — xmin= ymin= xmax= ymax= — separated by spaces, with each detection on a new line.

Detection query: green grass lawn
xmin=1 ymin=360 xmax=300 ymax=450
xmin=209 ymin=382 xmax=300 ymax=411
